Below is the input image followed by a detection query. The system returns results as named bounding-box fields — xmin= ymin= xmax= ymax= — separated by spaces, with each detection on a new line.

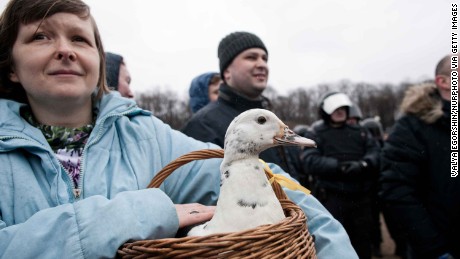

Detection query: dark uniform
xmin=302 ymin=119 xmax=380 ymax=259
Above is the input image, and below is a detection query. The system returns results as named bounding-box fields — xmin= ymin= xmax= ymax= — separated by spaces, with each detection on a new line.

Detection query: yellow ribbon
xmin=259 ymin=159 xmax=311 ymax=195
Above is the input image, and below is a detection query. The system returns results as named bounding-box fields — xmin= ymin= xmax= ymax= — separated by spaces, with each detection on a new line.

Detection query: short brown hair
xmin=209 ymin=73 xmax=221 ymax=86
xmin=0 ymin=0 xmax=109 ymax=103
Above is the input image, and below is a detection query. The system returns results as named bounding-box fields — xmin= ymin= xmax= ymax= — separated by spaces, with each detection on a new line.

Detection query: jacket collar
xmin=218 ymin=83 xmax=271 ymax=112
xmin=401 ymin=83 xmax=447 ymax=124
xmin=0 ymin=92 xmax=145 ymax=147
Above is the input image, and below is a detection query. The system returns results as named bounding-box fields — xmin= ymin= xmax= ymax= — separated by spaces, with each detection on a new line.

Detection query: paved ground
xmin=372 ymin=214 xmax=402 ymax=259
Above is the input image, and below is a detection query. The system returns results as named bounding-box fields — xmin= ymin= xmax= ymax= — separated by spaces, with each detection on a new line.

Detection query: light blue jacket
xmin=0 ymin=93 xmax=357 ymax=258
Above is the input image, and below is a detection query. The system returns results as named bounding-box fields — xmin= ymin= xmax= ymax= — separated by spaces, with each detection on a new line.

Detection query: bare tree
xmin=136 ymin=90 xmax=191 ymax=130
xmin=135 ymin=79 xmax=420 ymax=133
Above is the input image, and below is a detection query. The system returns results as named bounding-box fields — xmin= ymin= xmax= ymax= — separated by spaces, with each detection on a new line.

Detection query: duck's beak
xmin=273 ymin=125 xmax=317 ymax=148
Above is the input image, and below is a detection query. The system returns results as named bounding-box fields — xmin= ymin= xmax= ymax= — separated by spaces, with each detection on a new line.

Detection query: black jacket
xmin=379 ymin=84 xmax=460 ymax=258
xmin=181 ymin=83 xmax=303 ymax=178
xmin=301 ymin=120 xmax=380 ymax=193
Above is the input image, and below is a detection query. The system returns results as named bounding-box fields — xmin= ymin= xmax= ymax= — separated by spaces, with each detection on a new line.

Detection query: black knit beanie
xmin=218 ymin=31 xmax=268 ymax=80
xmin=105 ymin=52 xmax=123 ymax=90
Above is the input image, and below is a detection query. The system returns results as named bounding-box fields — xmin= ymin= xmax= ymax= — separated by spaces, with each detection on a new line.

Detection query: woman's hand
xmin=175 ymin=203 xmax=215 ymax=228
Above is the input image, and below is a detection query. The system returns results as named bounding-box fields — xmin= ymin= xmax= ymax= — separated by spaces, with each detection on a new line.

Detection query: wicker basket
xmin=117 ymin=149 xmax=316 ymax=258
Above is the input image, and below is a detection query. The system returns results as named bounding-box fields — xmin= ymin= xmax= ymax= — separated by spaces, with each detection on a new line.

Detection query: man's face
xmin=436 ymin=72 xmax=453 ymax=101
xmin=347 ymin=117 xmax=359 ymax=125
xmin=223 ymin=48 xmax=269 ymax=99
xmin=436 ymin=57 xmax=460 ymax=101
xmin=330 ymin=107 xmax=348 ymax=124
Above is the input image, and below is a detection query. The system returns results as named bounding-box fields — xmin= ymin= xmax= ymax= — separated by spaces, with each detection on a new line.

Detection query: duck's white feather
xmin=187 ymin=109 xmax=315 ymax=236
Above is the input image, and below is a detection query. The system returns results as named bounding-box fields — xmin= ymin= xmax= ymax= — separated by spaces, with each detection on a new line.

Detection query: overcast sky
xmin=0 ymin=0 xmax=452 ymax=98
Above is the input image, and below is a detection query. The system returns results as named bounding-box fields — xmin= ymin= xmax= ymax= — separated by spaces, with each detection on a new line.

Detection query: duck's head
xmin=224 ymin=109 xmax=316 ymax=156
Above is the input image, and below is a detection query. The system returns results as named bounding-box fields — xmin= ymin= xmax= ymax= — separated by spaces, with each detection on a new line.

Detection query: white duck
xmin=187 ymin=109 xmax=316 ymax=236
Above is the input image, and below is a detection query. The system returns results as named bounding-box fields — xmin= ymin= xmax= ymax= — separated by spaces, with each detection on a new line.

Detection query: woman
xmin=0 ymin=0 xmax=356 ymax=258
xmin=188 ymin=72 xmax=221 ymax=113
xmin=105 ymin=51 xmax=134 ymax=98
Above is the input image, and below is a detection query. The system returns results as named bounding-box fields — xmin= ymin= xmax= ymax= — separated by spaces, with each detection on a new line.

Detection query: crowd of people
xmin=0 ymin=0 xmax=355 ymax=258
xmin=0 ymin=0 xmax=458 ymax=258
xmin=294 ymin=55 xmax=458 ymax=259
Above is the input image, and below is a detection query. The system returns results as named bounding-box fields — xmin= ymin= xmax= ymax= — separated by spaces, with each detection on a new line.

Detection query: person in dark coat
xmin=379 ymin=55 xmax=460 ymax=259
xmin=361 ymin=117 xmax=385 ymax=148
xmin=181 ymin=31 xmax=304 ymax=180
xmin=301 ymin=92 xmax=380 ymax=259
xmin=360 ymin=117 xmax=387 ymax=257
xmin=188 ymin=72 xmax=221 ymax=113
xmin=347 ymin=103 xmax=363 ymax=126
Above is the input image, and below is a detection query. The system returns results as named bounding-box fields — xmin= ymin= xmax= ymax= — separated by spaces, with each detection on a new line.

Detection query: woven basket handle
xmin=146 ymin=149 xmax=288 ymax=200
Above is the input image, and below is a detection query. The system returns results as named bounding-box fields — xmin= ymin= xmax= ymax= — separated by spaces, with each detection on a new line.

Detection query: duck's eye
xmin=257 ymin=116 xmax=267 ymax=124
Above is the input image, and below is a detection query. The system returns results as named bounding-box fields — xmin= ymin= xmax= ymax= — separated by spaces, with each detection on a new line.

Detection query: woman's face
xmin=9 ymin=12 xmax=100 ymax=106
xmin=208 ymin=79 xmax=221 ymax=102
xmin=118 ymin=63 xmax=134 ymax=98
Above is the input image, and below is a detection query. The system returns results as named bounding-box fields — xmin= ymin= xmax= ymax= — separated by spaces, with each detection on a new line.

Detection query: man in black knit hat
xmin=182 ymin=31 xmax=304 ymax=180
